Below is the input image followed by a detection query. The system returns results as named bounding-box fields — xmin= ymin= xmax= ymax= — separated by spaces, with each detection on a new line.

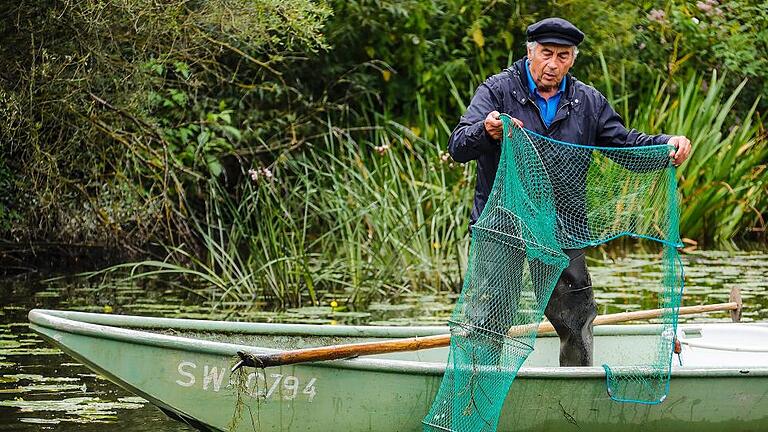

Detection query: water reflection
xmin=0 ymin=283 xmax=192 ymax=431
xmin=1 ymin=250 xmax=766 ymax=430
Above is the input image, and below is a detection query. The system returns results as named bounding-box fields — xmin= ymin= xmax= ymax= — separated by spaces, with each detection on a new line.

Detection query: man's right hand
xmin=484 ymin=111 xmax=523 ymax=140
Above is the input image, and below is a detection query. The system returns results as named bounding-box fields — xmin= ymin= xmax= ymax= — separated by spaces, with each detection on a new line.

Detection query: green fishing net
xmin=423 ymin=114 xmax=684 ymax=432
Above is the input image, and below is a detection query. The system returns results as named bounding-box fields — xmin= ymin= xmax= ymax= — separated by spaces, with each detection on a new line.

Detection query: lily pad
xmin=367 ymin=303 xmax=414 ymax=312
xmin=286 ymin=306 xmax=333 ymax=316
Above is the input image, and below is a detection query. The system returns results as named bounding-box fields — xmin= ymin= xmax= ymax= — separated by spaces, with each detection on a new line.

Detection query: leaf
xmin=207 ymin=137 xmax=232 ymax=152
xmin=178 ymin=127 xmax=194 ymax=144
xmin=169 ymin=89 xmax=187 ymax=106
xmin=173 ymin=61 xmax=191 ymax=80
xmin=197 ymin=130 xmax=210 ymax=147
xmin=220 ymin=125 xmax=242 ymax=141
xmin=472 ymin=27 xmax=484 ymax=48
xmin=206 ymin=156 xmax=223 ymax=177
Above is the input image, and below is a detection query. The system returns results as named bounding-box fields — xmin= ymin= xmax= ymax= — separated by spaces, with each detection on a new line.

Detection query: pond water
xmin=1 ymin=250 xmax=767 ymax=430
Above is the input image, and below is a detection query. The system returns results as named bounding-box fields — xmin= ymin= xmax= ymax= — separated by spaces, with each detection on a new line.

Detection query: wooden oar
xmin=232 ymin=289 xmax=742 ymax=371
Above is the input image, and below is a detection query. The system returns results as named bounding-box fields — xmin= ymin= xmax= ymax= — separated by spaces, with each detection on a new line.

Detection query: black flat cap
xmin=527 ymin=17 xmax=584 ymax=46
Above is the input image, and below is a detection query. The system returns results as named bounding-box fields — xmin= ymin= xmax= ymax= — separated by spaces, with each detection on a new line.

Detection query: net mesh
xmin=423 ymin=115 xmax=684 ymax=432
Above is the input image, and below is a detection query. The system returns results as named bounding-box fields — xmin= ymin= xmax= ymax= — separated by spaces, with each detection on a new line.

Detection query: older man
xmin=448 ymin=17 xmax=692 ymax=366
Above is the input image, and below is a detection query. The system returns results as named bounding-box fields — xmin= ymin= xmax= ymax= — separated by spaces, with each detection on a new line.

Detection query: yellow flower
xmin=330 ymin=300 xmax=338 ymax=308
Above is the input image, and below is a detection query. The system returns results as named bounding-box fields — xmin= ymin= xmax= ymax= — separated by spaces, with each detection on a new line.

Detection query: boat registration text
xmin=175 ymin=360 xmax=317 ymax=402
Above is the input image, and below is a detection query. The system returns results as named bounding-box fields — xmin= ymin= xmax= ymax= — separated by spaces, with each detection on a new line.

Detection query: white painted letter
xmin=245 ymin=372 xmax=266 ymax=397
xmin=203 ymin=365 xmax=226 ymax=392
xmin=303 ymin=378 xmax=317 ymax=402
xmin=176 ymin=361 xmax=196 ymax=387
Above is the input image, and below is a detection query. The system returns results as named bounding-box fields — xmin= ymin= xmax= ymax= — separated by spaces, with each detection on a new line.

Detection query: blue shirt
xmin=525 ymin=60 xmax=567 ymax=128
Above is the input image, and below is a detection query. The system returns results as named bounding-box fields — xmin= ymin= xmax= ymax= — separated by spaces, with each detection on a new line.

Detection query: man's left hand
xmin=668 ymin=136 xmax=692 ymax=166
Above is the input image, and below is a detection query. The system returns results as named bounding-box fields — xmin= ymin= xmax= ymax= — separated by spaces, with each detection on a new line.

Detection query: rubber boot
xmin=544 ymin=249 xmax=598 ymax=366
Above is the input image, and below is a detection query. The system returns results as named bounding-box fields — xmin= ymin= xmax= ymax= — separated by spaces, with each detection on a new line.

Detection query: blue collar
xmin=525 ymin=59 xmax=567 ymax=98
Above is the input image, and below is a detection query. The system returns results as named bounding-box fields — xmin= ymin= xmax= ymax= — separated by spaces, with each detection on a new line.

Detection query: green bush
xmin=0 ymin=0 xmax=331 ymax=245
xmin=602 ymin=67 xmax=767 ymax=246
xmin=634 ymin=0 xmax=768 ymax=106
xmin=2 ymin=0 xmax=766 ymax=265
xmin=319 ymin=1 xmax=768 ymax=119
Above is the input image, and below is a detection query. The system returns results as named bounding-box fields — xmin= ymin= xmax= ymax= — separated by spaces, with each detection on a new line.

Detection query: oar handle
xmin=232 ymin=301 xmax=740 ymax=371
xmin=592 ymin=302 xmax=740 ymax=326
xmin=235 ymin=334 xmax=449 ymax=370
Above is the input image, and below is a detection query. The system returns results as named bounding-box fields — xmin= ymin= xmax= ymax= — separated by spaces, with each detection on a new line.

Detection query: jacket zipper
xmin=548 ymin=101 xmax=572 ymax=131
xmin=526 ymin=97 xmax=547 ymax=129
xmin=527 ymin=98 xmax=572 ymax=132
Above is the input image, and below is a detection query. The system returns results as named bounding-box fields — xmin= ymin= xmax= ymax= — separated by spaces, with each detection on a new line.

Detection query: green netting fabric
xmin=423 ymin=115 xmax=684 ymax=432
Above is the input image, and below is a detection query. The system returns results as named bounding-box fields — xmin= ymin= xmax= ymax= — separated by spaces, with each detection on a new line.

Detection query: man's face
xmin=527 ymin=43 xmax=576 ymax=93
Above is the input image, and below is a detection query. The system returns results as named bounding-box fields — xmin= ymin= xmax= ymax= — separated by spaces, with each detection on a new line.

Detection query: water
xmin=0 ymin=280 xmax=193 ymax=431
xmin=1 ymin=250 xmax=767 ymax=430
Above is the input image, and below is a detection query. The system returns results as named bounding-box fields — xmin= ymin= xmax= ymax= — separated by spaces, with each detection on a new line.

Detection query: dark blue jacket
xmin=448 ymin=57 xmax=673 ymax=229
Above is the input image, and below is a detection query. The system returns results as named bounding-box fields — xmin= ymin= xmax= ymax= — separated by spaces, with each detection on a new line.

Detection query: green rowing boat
xmin=28 ymin=309 xmax=768 ymax=431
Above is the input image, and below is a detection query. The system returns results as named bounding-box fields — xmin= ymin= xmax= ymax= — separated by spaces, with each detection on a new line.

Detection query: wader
xmin=544 ymin=248 xmax=597 ymax=366
xmin=466 ymin=236 xmax=596 ymax=367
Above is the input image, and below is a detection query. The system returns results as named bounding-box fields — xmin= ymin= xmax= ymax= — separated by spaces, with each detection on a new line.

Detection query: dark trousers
xmin=465 ymin=245 xmax=597 ymax=367
xmin=544 ymin=249 xmax=597 ymax=366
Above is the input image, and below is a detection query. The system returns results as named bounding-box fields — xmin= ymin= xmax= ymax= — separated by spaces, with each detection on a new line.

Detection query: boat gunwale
xmin=28 ymin=309 xmax=768 ymax=378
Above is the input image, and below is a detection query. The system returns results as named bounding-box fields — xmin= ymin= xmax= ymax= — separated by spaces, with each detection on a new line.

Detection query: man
xmin=448 ymin=17 xmax=692 ymax=366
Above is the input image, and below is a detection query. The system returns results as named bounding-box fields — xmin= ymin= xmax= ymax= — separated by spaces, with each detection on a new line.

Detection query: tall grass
xmin=113 ymin=67 xmax=766 ymax=308
xmin=612 ymin=70 xmax=767 ymax=247
xmin=113 ymin=110 xmax=475 ymax=308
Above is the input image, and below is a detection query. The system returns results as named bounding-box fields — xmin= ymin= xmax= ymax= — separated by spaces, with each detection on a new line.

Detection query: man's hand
xmin=668 ymin=136 xmax=692 ymax=166
xmin=484 ymin=111 xmax=523 ymax=140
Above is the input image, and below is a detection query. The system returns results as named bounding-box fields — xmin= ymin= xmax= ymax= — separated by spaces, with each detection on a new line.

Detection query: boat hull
xmin=29 ymin=310 xmax=768 ymax=432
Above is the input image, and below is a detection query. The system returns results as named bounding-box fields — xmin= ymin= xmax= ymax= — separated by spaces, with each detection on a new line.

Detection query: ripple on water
xmin=0 ymin=250 xmax=766 ymax=430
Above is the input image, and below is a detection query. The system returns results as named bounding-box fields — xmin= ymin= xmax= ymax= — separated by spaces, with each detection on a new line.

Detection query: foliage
xmin=637 ymin=74 xmax=766 ymax=246
xmin=598 ymin=58 xmax=767 ymax=246
xmin=0 ymin=153 xmax=20 ymax=234
xmin=1 ymin=0 xmax=766 ymax=299
xmin=321 ymin=0 xmax=650 ymax=119
xmin=106 ymin=113 xmax=473 ymax=306
xmin=634 ymin=0 xmax=768 ymax=106
xmin=0 ymin=0 xmax=331 ymax=245
xmin=321 ymin=0 xmax=768 ymax=119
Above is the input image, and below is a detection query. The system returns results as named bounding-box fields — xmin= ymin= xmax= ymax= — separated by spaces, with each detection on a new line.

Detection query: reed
xmin=111 ymin=67 xmax=765 ymax=307
xmin=111 ymin=109 xmax=474 ymax=307
xmin=623 ymin=71 xmax=766 ymax=246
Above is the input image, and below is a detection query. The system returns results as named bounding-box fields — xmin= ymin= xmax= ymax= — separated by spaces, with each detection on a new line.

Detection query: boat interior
xmin=30 ymin=310 xmax=768 ymax=370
